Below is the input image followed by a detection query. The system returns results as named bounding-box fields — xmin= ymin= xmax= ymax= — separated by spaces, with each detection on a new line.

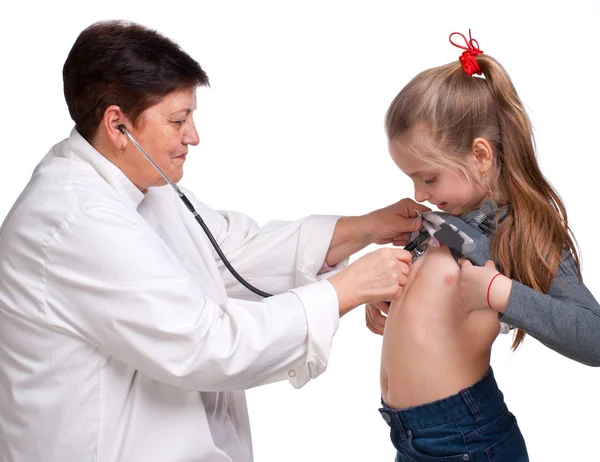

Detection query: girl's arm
xmin=499 ymin=255 xmax=600 ymax=366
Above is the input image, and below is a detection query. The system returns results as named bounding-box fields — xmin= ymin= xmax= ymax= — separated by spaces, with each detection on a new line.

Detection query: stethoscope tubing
xmin=118 ymin=124 xmax=273 ymax=298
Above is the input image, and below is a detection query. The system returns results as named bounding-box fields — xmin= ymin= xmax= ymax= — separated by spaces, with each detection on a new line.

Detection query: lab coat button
xmin=288 ymin=370 xmax=296 ymax=378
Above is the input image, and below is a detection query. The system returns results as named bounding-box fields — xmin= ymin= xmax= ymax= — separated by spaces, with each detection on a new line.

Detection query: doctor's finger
xmin=398 ymin=198 xmax=431 ymax=217
xmin=392 ymin=232 xmax=412 ymax=246
xmin=390 ymin=248 xmax=413 ymax=265
xmin=394 ymin=272 xmax=409 ymax=288
xmin=399 ymin=262 xmax=410 ymax=276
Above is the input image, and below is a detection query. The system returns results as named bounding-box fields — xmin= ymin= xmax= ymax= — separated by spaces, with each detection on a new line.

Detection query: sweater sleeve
xmin=500 ymin=255 xmax=600 ymax=366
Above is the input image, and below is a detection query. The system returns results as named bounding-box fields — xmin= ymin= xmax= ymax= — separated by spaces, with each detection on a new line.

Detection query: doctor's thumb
xmin=410 ymin=216 xmax=423 ymax=231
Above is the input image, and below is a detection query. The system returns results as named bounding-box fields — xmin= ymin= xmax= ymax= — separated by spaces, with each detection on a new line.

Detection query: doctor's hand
xmin=328 ymin=248 xmax=412 ymax=317
xmin=457 ymin=259 xmax=512 ymax=314
xmin=365 ymin=198 xmax=431 ymax=246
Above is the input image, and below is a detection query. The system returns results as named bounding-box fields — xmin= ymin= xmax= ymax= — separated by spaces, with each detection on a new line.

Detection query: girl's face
xmin=389 ymin=133 xmax=489 ymax=216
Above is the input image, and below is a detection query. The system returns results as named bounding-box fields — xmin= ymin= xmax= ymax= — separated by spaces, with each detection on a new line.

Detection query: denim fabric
xmin=379 ymin=369 xmax=528 ymax=461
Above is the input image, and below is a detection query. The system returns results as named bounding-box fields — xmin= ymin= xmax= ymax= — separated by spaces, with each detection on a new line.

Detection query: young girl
xmin=376 ymin=31 xmax=600 ymax=461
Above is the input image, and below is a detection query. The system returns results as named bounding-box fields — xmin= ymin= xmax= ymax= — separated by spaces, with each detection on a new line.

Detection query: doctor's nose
xmin=183 ymin=121 xmax=200 ymax=146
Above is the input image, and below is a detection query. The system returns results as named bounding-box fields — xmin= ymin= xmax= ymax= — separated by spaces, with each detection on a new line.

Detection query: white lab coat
xmin=0 ymin=129 xmax=344 ymax=462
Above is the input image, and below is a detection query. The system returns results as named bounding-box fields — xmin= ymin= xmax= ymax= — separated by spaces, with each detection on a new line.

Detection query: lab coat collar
xmin=65 ymin=127 xmax=145 ymax=209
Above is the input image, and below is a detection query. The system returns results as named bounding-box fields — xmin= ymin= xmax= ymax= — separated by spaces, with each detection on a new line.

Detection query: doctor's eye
xmin=172 ymin=120 xmax=186 ymax=127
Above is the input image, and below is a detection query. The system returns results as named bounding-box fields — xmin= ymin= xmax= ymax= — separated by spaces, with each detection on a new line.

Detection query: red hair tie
xmin=449 ymin=29 xmax=483 ymax=76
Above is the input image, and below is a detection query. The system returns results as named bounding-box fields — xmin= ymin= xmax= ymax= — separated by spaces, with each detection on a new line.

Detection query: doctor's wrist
xmin=355 ymin=213 xmax=378 ymax=245
xmin=327 ymin=272 xmax=359 ymax=317
xmin=339 ymin=214 xmax=376 ymax=246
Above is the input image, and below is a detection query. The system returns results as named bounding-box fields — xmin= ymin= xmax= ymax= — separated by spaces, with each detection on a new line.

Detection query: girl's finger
xmin=458 ymin=258 xmax=472 ymax=268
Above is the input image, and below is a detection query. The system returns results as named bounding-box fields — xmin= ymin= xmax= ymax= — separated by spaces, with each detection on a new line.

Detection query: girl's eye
xmin=424 ymin=177 xmax=437 ymax=185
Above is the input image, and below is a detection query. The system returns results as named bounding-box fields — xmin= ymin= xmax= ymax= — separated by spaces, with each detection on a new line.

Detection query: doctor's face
xmin=126 ymin=87 xmax=199 ymax=190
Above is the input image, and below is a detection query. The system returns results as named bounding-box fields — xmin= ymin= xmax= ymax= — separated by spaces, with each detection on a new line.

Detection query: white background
xmin=1 ymin=1 xmax=599 ymax=461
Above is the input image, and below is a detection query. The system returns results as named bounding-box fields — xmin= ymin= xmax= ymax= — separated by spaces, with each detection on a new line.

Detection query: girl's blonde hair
xmin=385 ymin=54 xmax=581 ymax=349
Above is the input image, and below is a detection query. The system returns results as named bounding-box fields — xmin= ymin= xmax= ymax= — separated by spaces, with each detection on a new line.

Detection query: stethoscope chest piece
xmin=411 ymin=242 xmax=428 ymax=263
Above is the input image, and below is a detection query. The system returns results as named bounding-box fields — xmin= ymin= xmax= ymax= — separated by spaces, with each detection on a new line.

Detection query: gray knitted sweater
xmin=461 ymin=201 xmax=600 ymax=367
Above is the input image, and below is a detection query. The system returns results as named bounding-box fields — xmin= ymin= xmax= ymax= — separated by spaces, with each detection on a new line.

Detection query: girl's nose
xmin=414 ymin=185 xmax=429 ymax=203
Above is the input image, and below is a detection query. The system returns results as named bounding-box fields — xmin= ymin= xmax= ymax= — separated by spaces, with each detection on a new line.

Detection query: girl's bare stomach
xmin=380 ymin=242 xmax=500 ymax=409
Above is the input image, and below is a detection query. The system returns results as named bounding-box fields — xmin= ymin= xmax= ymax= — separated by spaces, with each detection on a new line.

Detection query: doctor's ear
xmin=102 ymin=105 xmax=130 ymax=151
xmin=471 ymin=137 xmax=494 ymax=176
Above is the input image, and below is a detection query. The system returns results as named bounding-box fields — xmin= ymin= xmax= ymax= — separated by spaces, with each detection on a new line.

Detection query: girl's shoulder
xmin=556 ymin=249 xmax=579 ymax=278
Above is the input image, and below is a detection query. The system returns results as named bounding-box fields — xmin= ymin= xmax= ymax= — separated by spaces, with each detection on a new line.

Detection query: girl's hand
xmin=365 ymin=301 xmax=390 ymax=335
xmin=457 ymin=259 xmax=512 ymax=313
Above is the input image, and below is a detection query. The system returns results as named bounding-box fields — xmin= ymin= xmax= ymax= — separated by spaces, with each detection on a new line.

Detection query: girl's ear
xmin=471 ymin=137 xmax=494 ymax=175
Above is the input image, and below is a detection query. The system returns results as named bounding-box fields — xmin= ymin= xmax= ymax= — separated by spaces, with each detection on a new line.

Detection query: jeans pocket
xmin=484 ymin=418 xmax=529 ymax=462
xmin=463 ymin=408 xmax=513 ymax=444
xmin=406 ymin=422 xmax=472 ymax=462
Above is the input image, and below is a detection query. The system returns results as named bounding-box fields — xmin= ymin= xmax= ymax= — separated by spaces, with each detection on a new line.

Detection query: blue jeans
xmin=378 ymin=368 xmax=528 ymax=461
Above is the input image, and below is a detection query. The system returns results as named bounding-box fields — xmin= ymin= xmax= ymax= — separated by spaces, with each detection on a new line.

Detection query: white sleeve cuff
xmin=287 ymin=280 xmax=340 ymax=388
xmin=295 ymin=215 xmax=348 ymax=286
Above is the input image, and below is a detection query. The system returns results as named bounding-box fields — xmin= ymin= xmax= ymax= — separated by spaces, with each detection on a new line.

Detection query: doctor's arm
xmin=325 ymin=198 xmax=430 ymax=266
xmin=184 ymin=190 xmax=426 ymax=295
xmin=43 ymin=204 xmax=411 ymax=391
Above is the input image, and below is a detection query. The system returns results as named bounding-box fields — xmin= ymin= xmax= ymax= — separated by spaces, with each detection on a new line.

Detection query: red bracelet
xmin=486 ymin=273 xmax=502 ymax=310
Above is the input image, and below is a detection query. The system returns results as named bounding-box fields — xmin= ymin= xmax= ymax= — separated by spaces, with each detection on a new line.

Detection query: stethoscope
xmin=404 ymin=227 xmax=429 ymax=263
xmin=118 ymin=124 xmax=273 ymax=298
xmin=119 ymin=123 xmax=430 ymax=301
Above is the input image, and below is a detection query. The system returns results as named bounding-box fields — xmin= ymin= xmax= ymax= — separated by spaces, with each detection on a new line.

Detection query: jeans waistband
xmin=380 ymin=367 xmax=502 ymax=430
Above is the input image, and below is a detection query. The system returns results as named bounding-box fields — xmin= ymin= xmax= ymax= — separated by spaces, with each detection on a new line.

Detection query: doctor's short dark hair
xmin=63 ymin=20 xmax=209 ymax=143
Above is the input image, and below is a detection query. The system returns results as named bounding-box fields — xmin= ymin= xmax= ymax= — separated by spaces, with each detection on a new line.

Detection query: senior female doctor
xmin=0 ymin=21 xmax=426 ymax=462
